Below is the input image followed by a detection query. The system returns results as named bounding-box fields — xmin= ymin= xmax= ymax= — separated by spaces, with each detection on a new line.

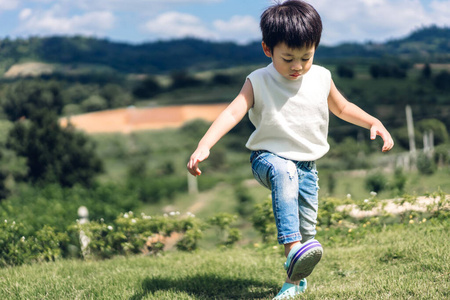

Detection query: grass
xmin=1 ymin=217 xmax=448 ymax=299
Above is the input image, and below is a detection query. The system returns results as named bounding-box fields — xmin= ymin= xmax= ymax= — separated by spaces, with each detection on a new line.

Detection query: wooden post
xmin=78 ymin=206 xmax=90 ymax=258
xmin=405 ymin=105 xmax=416 ymax=154
xmin=187 ymin=171 xmax=198 ymax=194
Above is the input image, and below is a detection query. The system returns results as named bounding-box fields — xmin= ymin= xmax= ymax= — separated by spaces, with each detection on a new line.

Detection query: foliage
xmin=317 ymin=197 xmax=350 ymax=227
xmin=80 ymin=95 xmax=108 ymax=112
xmin=6 ymin=112 xmax=103 ymax=187
xmin=0 ymin=221 xmax=68 ymax=267
xmin=365 ymin=172 xmax=388 ymax=193
xmin=207 ymin=213 xmax=241 ymax=247
xmin=369 ymin=63 xmax=408 ymax=79
xmin=132 ymin=76 xmax=162 ymax=99
xmin=390 ymin=168 xmax=407 ymax=194
xmin=416 ymin=152 xmax=436 ymax=175
xmin=416 ymin=118 xmax=449 ymax=145
xmin=433 ymin=71 xmax=450 ymax=91
xmin=251 ymin=196 xmax=277 ymax=243
xmin=2 ymin=80 xmax=66 ymax=121
xmin=0 ymin=183 xmax=141 ymax=238
xmin=336 ymin=64 xmax=354 ymax=78
xmin=234 ymin=182 xmax=254 ymax=217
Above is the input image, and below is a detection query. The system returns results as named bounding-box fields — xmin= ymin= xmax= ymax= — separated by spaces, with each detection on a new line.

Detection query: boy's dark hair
xmin=260 ymin=0 xmax=322 ymax=52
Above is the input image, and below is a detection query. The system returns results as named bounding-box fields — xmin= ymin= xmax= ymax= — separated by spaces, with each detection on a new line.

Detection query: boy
xmin=187 ymin=0 xmax=394 ymax=298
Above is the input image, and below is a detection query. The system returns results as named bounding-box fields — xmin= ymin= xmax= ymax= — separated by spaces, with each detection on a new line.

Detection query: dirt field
xmin=3 ymin=62 xmax=54 ymax=78
xmin=60 ymin=103 xmax=229 ymax=134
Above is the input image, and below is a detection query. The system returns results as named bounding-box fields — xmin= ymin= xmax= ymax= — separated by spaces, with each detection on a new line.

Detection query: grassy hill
xmin=1 ymin=213 xmax=448 ymax=299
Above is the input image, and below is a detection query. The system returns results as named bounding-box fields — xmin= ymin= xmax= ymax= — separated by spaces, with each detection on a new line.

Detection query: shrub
xmin=0 ymin=220 xmax=67 ymax=267
xmin=207 ymin=213 xmax=241 ymax=247
xmin=251 ymin=196 xmax=277 ymax=243
xmin=365 ymin=172 xmax=388 ymax=193
xmin=336 ymin=64 xmax=354 ymax=78
xmin=234 ymin=182 xmax=254 ymax=217
xmin=417 ymin=152 xmax=436 ymax=175
xmin=390 ymin=168 xmax=407 ymax=195
xmin=317 ymin=197 xmax=350 ymax=227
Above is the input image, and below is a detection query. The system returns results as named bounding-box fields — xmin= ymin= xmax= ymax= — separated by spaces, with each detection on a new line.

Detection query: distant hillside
xmin=0 ymin=25 xmax=448 ymax=75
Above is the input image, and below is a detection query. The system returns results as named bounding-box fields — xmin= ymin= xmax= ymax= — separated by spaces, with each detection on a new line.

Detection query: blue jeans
xmin=250 ymin=150 xmax=319 ymax=245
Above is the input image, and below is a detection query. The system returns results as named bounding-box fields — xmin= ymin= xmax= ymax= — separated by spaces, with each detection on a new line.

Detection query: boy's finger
xmin=370 ymin=127 xmax=377 ymax=140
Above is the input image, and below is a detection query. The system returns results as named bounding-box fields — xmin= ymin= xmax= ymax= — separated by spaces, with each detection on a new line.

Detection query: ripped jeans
xmin=250 ymin=150 xmax=319 ymax=245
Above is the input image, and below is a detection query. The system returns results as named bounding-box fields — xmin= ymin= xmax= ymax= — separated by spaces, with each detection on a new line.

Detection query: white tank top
xmin=246 ymin=63 xmax=331 ymax=161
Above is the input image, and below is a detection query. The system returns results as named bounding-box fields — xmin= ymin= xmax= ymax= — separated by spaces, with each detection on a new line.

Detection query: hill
xmin=1 ymin=26 xmax=449 ymax=76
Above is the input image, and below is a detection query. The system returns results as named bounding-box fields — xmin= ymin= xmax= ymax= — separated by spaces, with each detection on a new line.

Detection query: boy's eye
xmin=283 ymin=58 xmax=293 ymax=63
xmin=302 ymin=57 xmax=311 ymax=62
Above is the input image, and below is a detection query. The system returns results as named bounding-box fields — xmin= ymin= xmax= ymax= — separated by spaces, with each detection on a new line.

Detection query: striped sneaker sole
xmin=287 ymin=240 xmax=323 ymax=281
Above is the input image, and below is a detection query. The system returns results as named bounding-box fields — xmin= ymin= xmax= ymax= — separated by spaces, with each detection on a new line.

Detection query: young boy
xmin=187 ymin=0 xmax=394 ymax=298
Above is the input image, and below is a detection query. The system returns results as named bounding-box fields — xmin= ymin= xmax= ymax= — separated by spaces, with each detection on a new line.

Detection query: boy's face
xmin=262 ymin=42 xmax=315 ymax=81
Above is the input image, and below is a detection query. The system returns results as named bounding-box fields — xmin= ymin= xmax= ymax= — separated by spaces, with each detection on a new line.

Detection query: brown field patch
xmin=60 ymin=103 xmax=229 ymax=134
xmin=4 ymin=62 xmax=54 ymax=78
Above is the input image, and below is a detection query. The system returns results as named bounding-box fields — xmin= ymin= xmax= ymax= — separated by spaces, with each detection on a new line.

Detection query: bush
xmin=0 ymin=221 xmax=68 ymax=267
xmin=417 ymin=152 xmax=436 ymax=175
xmin=251 ymin=196 xmax=277 ymax=243
xmin=207 ymin=213 xmax=241 ymax=247
xmin=317 ymin=197 xmax=349 ymax=227
xmin=336 ymin=64 xmax=354 ymax=78
xmin=365 ymin=172 xmax=388 ymax=193
xmin=390 ymin=168 xmax=407 ymax=194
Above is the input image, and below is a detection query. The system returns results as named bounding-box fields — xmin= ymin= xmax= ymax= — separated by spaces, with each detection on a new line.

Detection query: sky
xmin=0 ymin=0 xmax=449 ymax=46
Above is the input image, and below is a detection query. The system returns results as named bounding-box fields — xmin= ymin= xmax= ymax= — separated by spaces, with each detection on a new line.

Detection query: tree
xmin=2 ymin=80 xmax=66 ymax=121
xmin=132 ymin=76 xmax=162 ymax=99
xmin=422 ymin=63 xmax=432 ymax=79
xmin=433 ymin=71 xmax=450 ymax=91
xmin=336 ymin=64 xmax=354 ymax=78
xmin=6 ymin=85 xmax=103 ymax=187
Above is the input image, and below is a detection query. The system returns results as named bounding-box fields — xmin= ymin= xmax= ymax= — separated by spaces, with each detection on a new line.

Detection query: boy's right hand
xmin=187 ymin=146 xmax=210 ymax=176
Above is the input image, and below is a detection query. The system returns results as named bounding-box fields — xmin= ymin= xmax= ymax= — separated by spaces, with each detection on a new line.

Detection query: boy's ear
xmin=261 ymin=42 xmax=272 ymax=58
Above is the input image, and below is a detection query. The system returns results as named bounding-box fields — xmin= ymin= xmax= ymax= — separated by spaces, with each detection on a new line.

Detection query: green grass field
xmin=1 ymin=217 xmax=448 ymax=299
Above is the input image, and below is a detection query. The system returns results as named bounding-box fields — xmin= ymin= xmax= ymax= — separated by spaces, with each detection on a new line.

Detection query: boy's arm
xmin=328 ymin=79 xmax=394 ymax=152
xmin=187 ymin=79 xmax=254 ymax=176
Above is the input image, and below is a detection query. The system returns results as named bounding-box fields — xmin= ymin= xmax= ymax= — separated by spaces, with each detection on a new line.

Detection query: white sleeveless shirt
xmin=245 ymin=63 xmax=331 ymax=161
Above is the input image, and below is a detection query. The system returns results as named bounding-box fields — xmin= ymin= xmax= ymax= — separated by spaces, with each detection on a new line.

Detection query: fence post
xmin=187 ymin=171 xmax=198 ymax=194
xmin=78 ymin=206 xmax=90 ymax=258
xmin=405 ymin=105 xmax=416 ymax=170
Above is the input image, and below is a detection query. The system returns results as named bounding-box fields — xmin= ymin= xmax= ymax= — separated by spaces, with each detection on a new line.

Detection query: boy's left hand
xmin=370 ymin=123 xmax=394 ymax=152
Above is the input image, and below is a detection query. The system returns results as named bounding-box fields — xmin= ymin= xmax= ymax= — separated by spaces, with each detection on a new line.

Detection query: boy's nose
xmin=292 ymin=64 xmax=302 ymax=71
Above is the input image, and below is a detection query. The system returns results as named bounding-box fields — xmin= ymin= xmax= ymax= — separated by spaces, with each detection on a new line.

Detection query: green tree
xmin=2 ymin=80 xmax=66 ymax=121
xmin=132 ymin=76 xmax=162 ymax=99
xmin=6 ymin=107 xmax=103 ymax=187
xmin=336 ymin=64 xmax=354 ymax=78
xmin=422 ymin=63 xmax=432 ymax=79
xmin=81 ymin=95 xmax=108 ymax=112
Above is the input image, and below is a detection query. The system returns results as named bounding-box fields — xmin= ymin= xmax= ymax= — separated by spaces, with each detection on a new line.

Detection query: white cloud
xmin=0 ymin=0 xmax=19 ymax=11
xmin=17 ymin=8 xmax=115 ymax=36
xmin=143 ymin=11 xmax=216 ymax=40
xmin=74 ymin=0 xmax=222 ymax=12
xmin=213 ymin=15 xmax=260 ymax=44
xmin=429 ymin=0 xmax=450 ymax=23
xmin=310 ymin=0 xmax=450 ymax=44
xmin=143 ymin=12 xmax=259 ymax=43
xmin=19 ymin=8 xmax=32 ymax=20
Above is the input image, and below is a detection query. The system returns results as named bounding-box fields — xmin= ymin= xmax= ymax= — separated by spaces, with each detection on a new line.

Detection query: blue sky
xmin=0 ymin=0 xmax=449 ymax=46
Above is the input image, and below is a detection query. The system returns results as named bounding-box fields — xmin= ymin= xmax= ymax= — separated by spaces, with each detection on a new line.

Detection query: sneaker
xmin=284 ymin=239 xmax=323 ymax=281
xmin=273 ymin=279 xmax=307 ymax=300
